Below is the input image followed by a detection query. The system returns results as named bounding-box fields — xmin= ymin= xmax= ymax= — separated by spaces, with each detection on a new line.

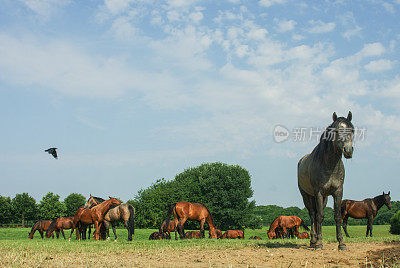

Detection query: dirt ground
xmin=134 ymin=241 xmax=400 ymax=267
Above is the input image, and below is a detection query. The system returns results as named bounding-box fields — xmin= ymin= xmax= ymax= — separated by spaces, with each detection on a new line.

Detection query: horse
xmin=74 ymin=197 xmax=122 ymax=240
xmin=28 ymin=220 xmax=54 ymax=239
xmin=249 ymin=236 xmax=262 ymax=240
xmin=149 ymin=231 xmax=166 ymax=240
xmin=298 ymin=232 xmax=310 ymax=239
xmin=159 ymin=219 xmax=176 ymax=239
xmin=341 ymin=192 xmax=391 ymax=237
xmin=209 ymin=228 xmax=223 ymax=238
xmin=184 ymin=231 xmax=204 ymax=239
xmin=84 ymin=195 xmax=135 ymax=241
xmin=45 ymin=217 xmax=74 ymax=239
xmin=267 ymin=216 xmax=309 ymax=239
xmin=298 ymin=111 xmax=354 ymax=250
xmin=162 ymin=201 xmax=218 ymax=239
xmin=220 ymin=230 xmax=244 ymax=239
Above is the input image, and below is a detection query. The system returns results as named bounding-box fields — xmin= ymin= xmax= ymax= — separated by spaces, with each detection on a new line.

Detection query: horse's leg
xmin=61 ymin=229 xmax=66 ymax=240
xmin=39 ymin=230 xmax=44 ymax=239
xmin=56 ymin=230 xmax=59 ymax=239
xmin=370 ymin=217 xmax=374 ymax=237
xmin=333 ymin=190 xmax=346 ymax=250
xmin=111 ymin=222 xmax=118 ymax=241
xmin=123 ymin=219 xmax=132 ymax=241
xmin=342 ymin=215 xmax=350 ymax=237
xmin=178 ymin=218 xmax=187 ymax=239
xmin=315 ymin=191 xmax=324 ymax=249
xmin=102 ymin=221 xmax=110 ymax=240
xmin=199 ymin=218 xmax=206 ymax=238
xmin=93 ymin=221 xmax=100 ymax=241
xmin=301 ymin=189 xmax=317 ymax=247
xmin=367 ymin=215 xmax=373 ymax=237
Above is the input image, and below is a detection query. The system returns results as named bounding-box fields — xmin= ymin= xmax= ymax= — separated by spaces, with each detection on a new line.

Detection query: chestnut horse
xmin=162 ymin=201 xmax=218 ymax=239
xmin=28 ymin=220 xmax=54 ymax=239
xmin=209 ymin=228 xmax=223 ymax=238
xmin=267 ymin=216 xmax=309 ymax=239
xmin=149 ymin=232 xmax=164 ymax=240
xmin=341 ymin=192 xmax=391 ymax=237
xmin=298 ymin=232 xmax=310 ymax=239
xmin=221 ymin=230 xmax=244 ymax=239
xmin=74 ymin=197 xmax=122 ymax=240
xmin=45 ymin=217 xmax=74 ymax=239
xmin=84 ymin=195 xmax=135 ymax=241
xmin=184 ymin=231 xmax=204 ymax=239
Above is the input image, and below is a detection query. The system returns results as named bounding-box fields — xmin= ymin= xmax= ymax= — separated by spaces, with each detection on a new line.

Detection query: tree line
xmin=1 ymin=162 xmax=398 ymax=229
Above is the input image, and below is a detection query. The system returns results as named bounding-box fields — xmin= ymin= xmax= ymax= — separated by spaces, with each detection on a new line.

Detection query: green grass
xmin=0 ymin=226 xmax=398 ymax=266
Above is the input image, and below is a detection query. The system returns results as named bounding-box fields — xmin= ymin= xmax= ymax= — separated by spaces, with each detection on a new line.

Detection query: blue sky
xmin=0 ymin=0 xmax=399 ymax=207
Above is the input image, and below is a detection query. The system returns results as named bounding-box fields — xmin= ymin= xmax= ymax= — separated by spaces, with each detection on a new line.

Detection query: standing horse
xmin=341 ymin=192 xmax=391 ymax=237
xmin=74 ymin=197 xmax=122 ymax=240
xmin=28 ymin=220 xmax=54 ymax=239
xmin=298 ymin=112 xmax=354 ymax=250
xmin=162 ymin=201 xmax=218 ymax=239
xmin=84 ymin=195 xmax=135 ymax=241
xmin=45 ymin=217 xmax=74 ymax=239
xmin=267 ymin=216 xmax=309 ymax=239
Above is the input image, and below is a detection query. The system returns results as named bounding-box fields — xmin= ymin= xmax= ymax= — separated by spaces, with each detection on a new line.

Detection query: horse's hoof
xmin=68 ymin=238 xmax=71 ymax=241
xmin=114 ymin=239 xmax=117 ymax=242
xmin=107 ymin=237 xmax=110 ymax=241
xmin=338 ymin=244 xmax=347 ymax=250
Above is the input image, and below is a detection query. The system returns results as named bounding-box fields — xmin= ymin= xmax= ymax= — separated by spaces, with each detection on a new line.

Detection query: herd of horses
xmin=27 ymin=112 xmax=393 ymax=249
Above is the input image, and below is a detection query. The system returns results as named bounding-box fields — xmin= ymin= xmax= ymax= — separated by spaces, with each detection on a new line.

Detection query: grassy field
xmin=0 ymin=226 xmax=399 ymax=267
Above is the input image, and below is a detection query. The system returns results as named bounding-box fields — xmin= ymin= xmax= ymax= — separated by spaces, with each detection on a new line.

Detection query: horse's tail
xmin=205 ymin=206 xmax=215 ymax=229
xmin=163 ymin=203 xmax=176 ymax=233
xmin=299 ymin=218 xmax=310 ymax=231
xmin=128 ymin=204 xmax=135 ymax=238
xmin=46 ymin=220 xmax=56 ymax=238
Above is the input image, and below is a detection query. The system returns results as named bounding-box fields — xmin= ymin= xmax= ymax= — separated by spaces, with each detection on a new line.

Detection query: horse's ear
xmin=388 ymin=191 xmax=390 ymax=195
xmin=383 ymin=191 xmax=385 ymax=195
xmin=109 ymin=196 xmax=112 ymax=199
xmin=332 ymin=112 xmax=338 ymax=122
xmin=347 ymin=111 xmax=352 ymax=122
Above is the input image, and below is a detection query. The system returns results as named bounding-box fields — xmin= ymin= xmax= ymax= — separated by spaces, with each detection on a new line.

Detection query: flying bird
xmin=45 ymin=148 xmax=58 ymax=159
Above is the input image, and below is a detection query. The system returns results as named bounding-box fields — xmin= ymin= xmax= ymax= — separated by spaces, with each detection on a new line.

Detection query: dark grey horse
xmin=298 ymin=112 xmax=354 ymax=250
xmin=84 ymin=195 xmax=135 ymax=241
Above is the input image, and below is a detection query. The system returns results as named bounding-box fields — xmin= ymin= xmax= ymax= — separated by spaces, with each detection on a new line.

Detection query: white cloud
xmin=307 ymin=20 xmax=336 ymax=34
xmin=17 ymin=0 xmax=70 ymax=19
xmin=274 ymin=19 xmax=297 ymax=32
xmin=110 ymin=16 xmax=138 ymax=40
xmin=189 ymin=11 xmax=203 ymax=23
xmin=364 ymin=59 xmax=395 ymax=72
xmin=259 ymin=0 xmax=286 ymax=7
xmin=104 ymin=0 xmax=133 ymax=15
xmin=358 ymin=42 xmax=386 ymax=57
xmin=382 ymin=2 xmax=395 ymax=13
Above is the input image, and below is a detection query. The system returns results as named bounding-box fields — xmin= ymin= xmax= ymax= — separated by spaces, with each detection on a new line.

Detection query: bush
xmin=390 ymin=210 xmax=400 ymax=234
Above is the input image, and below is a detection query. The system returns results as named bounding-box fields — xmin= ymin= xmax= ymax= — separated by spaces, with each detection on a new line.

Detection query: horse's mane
xmin=92 ymin=196 xmax=105 ymax=204
xmin=268 ymin=216 xmax=280 ymax=232
xmin=47 ymin=220 xmax=56 ymax=233
xmin=313 ymin=117 xmax=354 ymax=160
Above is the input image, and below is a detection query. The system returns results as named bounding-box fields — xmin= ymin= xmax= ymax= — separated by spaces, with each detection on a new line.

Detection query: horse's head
xmin=108 ymin=196 xmax=122 ymax=206
xmin=267 ymin=231 xmax=276 ymax=239
xmin=208 ymin=227 xmax=219 ymax=238
xmin=329 ymin=111 xmax=354 ymax=159
xmin=383 ymin=191 xmax=392 ymax=210
xmin=28 ymin=232 xmax=33 ymax=239
xmin=84 ymin=195 xmax=96 ymax=209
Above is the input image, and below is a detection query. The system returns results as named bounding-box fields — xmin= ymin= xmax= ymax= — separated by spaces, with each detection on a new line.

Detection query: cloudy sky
xmin=0 ymin=0 xmax=399 ymax=207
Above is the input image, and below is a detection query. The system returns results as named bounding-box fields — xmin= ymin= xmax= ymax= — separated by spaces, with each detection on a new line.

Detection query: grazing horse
xmin=159 ymin=219 xmax=176 ymax=239
xmin=184 ymin=231 xmax=204 ymax=239
xmin=298 ymin=112 xmax=354 ymax=250
xmin=84 ymin=195 xmax=135 ymax=241
xmin=221 ymin=230 xmax=244 ymax=239
xmin=249 ymin=236 xmax=262 ymax=240
xmin=162 ymin=201 xmax=218 ymax=239
xmin=341 ymin=192 xmax=391 ymax=237
xmin=267 ymin=216 xmax=309 ymax=239
xmin=45 ymin=217 xmax=75 ymax=239
xmin=74 ymin=197 xmax=122 ymax=240
xmin=298 ymin=232 xmax=310 ymax=239
xmin=28 ymin=220 xmax=54 ymax=239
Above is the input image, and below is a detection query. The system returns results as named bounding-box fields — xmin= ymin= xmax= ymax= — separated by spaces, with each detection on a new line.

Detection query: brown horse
xmin=162 ymin=201 xmax=218 ymax=239
xmin=149 ymin=231 xmax=163 ymax=240
xmin=184 ymin=231 xmax=204 ymax=239
xmin=28 ymin=220 xmax=54 ymax=239
xmin=249 ymin=236 xmax=262 ymax=240
xmin=209 ymin=228 xmax=223 ymax=238
xmin=74 ymin=197 xmax=122 ymax=240
xmin=159 ymin=219 xmax=176 ymax=239
xmin=221 ymin=230 xmax=244 ymax=239
xmin=267 ymin=216 xmax=309 ymax=239
xmin=298 ymin=232 xmax=310 ymax=239
xmin=45 ymin=217 xmax=74 ymax=239
xmin=84 ymin=195 xmax=135 ymax=241
xmin=341 ymin=192 xmax=391 ymax=237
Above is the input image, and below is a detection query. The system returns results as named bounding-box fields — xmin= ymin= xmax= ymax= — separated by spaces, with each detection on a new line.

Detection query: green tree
xmin=390 ymin=210 xmax=400 ymax=235
xmin=64 ymin=193 xmax=86 ymax=216
xmin=11 ymin=193 xmax=38 ymax=227
xmin=39 ymin=192 xmax=66 ymax=220
xmin=0 ymin=196 xmax=13 ymax=224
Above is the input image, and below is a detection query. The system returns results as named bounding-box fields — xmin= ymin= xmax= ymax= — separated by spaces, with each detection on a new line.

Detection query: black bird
xmin=45 ymin=148 xmax=58 ymax=159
